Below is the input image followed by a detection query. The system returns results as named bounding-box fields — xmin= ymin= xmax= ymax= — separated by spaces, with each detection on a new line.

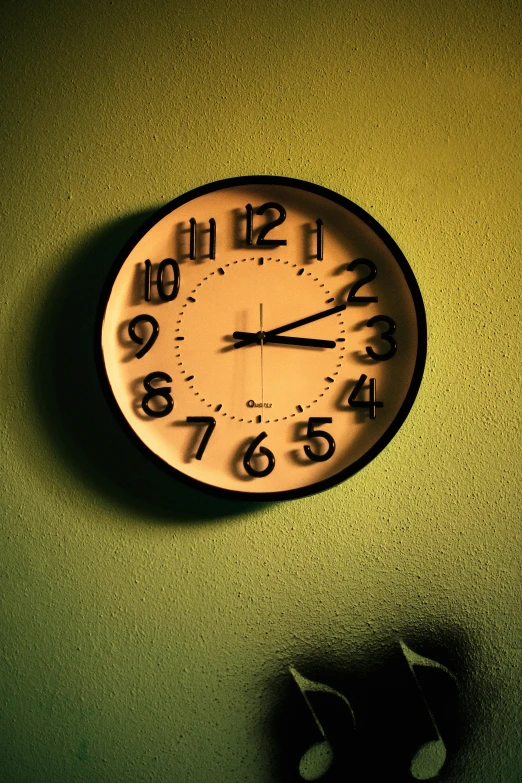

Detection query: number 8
xmin=141 ymin=372 xmax=174 ymax=418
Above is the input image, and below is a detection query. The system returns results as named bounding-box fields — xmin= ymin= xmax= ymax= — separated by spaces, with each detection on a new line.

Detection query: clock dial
xmin=98 ymin=177 xmax=426 ymax=501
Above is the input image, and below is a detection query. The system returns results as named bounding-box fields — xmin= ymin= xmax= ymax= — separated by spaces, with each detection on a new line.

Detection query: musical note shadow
xmin=400 ymin=641 xmax=457 ymax=780
xmin=270 ymin=636 xmax=463 ymax=783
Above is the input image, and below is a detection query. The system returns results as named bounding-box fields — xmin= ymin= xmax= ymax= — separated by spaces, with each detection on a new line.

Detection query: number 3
xmin=366 ymin=315 xmax=397 ymax=361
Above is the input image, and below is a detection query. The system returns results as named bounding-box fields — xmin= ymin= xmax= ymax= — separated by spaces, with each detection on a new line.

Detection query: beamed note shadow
xmin=269 ymin=627 xmax=475 ymax=783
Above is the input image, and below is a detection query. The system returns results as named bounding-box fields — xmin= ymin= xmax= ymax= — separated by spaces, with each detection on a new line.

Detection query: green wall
xmin=1 ymin=1 xmax=520 ymax=780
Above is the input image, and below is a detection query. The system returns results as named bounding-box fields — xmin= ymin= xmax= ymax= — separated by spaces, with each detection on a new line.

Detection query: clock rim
xmin=96 ymin=175 xmax=427 ymax=502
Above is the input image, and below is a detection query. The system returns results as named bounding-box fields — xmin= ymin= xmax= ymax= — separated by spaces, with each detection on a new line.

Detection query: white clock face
xmin=98 ymin=177 xmax=426 ymax=501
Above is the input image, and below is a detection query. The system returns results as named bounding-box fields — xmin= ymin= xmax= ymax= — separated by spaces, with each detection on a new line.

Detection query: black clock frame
xmin=96 ymin=175 xmax=427 ymax=502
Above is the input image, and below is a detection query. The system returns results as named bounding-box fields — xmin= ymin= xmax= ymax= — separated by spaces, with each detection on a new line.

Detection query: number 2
xmin=347 ymin=258 xmax=378 ymax=302
xmin=366 ymin=315 xmax=397 ymax=361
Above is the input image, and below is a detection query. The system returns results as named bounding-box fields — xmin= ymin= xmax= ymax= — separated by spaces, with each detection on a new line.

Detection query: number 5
xmin=304 ymin=418 xmax=336 ymax=462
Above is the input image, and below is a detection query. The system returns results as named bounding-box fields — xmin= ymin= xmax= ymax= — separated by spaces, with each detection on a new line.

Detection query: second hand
xmin=260 ymin=303 xmax=265 ymax=424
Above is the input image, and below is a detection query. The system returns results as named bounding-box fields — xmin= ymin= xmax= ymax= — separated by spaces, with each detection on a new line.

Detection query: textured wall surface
xmin=1 ymin=1 xmax=520 ymax=781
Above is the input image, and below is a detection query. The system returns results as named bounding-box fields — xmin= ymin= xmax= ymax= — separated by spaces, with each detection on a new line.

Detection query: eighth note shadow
xmin=273 ymin=638 xmax=461 ymax=783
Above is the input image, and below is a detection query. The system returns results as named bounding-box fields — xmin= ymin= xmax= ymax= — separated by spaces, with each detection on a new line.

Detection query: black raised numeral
xmin=144 ymin=259 xmax=180 ymax=302
xmin=245 ymin=202 xmax=287 ymax=247
xmin=144 ymin=259 xmax=152 ymax=301
xmin=347 ymin=258 xmax=378 ymax=303
xmin=189 ymin=218 xmax=197 ymax=260
xmin=185 ymin=417 xmax=216 ymax=460
xmin=316 ymin=218 xmax=324 ymax=260
xmin=257 ymin=202 xmax=287 ymax=246
xmin=128 ymin=314 xmax=159 ymax=359
xmin=209 ymin=218 xmax=216 ymax=259
xmin=245 ymin=203 xmax=254 ymax=245
xmin=304 ymin=417 xmax=336 ymax=462
xmin=141 ymin=371 xmax=174 ymax=418
xmin=366 ymin=315 xmax=397 ymax=361
xmin=188 ymin=218 xmax=216 ymax=261
xmin=243 ymin=431 xmax=275 ymax=477
xmin=348 ymin=374 xmax=383 ymax=419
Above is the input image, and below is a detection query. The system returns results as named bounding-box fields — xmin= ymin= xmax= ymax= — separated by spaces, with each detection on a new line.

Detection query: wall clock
xmin=97 ymin=176 xmax=426 ymax=501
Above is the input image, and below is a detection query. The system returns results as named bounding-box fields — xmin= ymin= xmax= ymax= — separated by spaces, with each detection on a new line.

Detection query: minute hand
xmin=233 ymin=304 xmax=346 ymax=349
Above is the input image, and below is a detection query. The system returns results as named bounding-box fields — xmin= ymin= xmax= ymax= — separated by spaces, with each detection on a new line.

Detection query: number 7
xmin=185 ymin=417 xmax=216 ymax=460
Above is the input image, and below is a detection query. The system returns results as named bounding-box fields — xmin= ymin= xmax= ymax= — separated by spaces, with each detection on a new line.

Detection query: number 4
xmin=348 ymin=374 xmax=383 ymax=419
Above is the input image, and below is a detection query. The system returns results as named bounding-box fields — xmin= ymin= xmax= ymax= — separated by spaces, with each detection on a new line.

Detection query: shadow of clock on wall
xmin=30 ymin=213 xmax=257 ymax=523
xmin=269 ymin=626 xmax=475 ymax=782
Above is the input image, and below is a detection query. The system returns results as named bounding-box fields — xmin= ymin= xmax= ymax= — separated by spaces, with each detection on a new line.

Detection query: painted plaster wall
xmin=0 ymin=0 xmax=520 ymax=781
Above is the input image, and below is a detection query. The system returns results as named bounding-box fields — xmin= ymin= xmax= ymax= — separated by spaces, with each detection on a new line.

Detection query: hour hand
xmin=232 ymin=331 xmax=336 ymax=349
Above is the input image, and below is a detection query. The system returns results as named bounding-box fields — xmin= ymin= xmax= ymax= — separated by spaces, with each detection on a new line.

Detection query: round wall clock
xmin=97 ymin=176 xmax=426 ymax=501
